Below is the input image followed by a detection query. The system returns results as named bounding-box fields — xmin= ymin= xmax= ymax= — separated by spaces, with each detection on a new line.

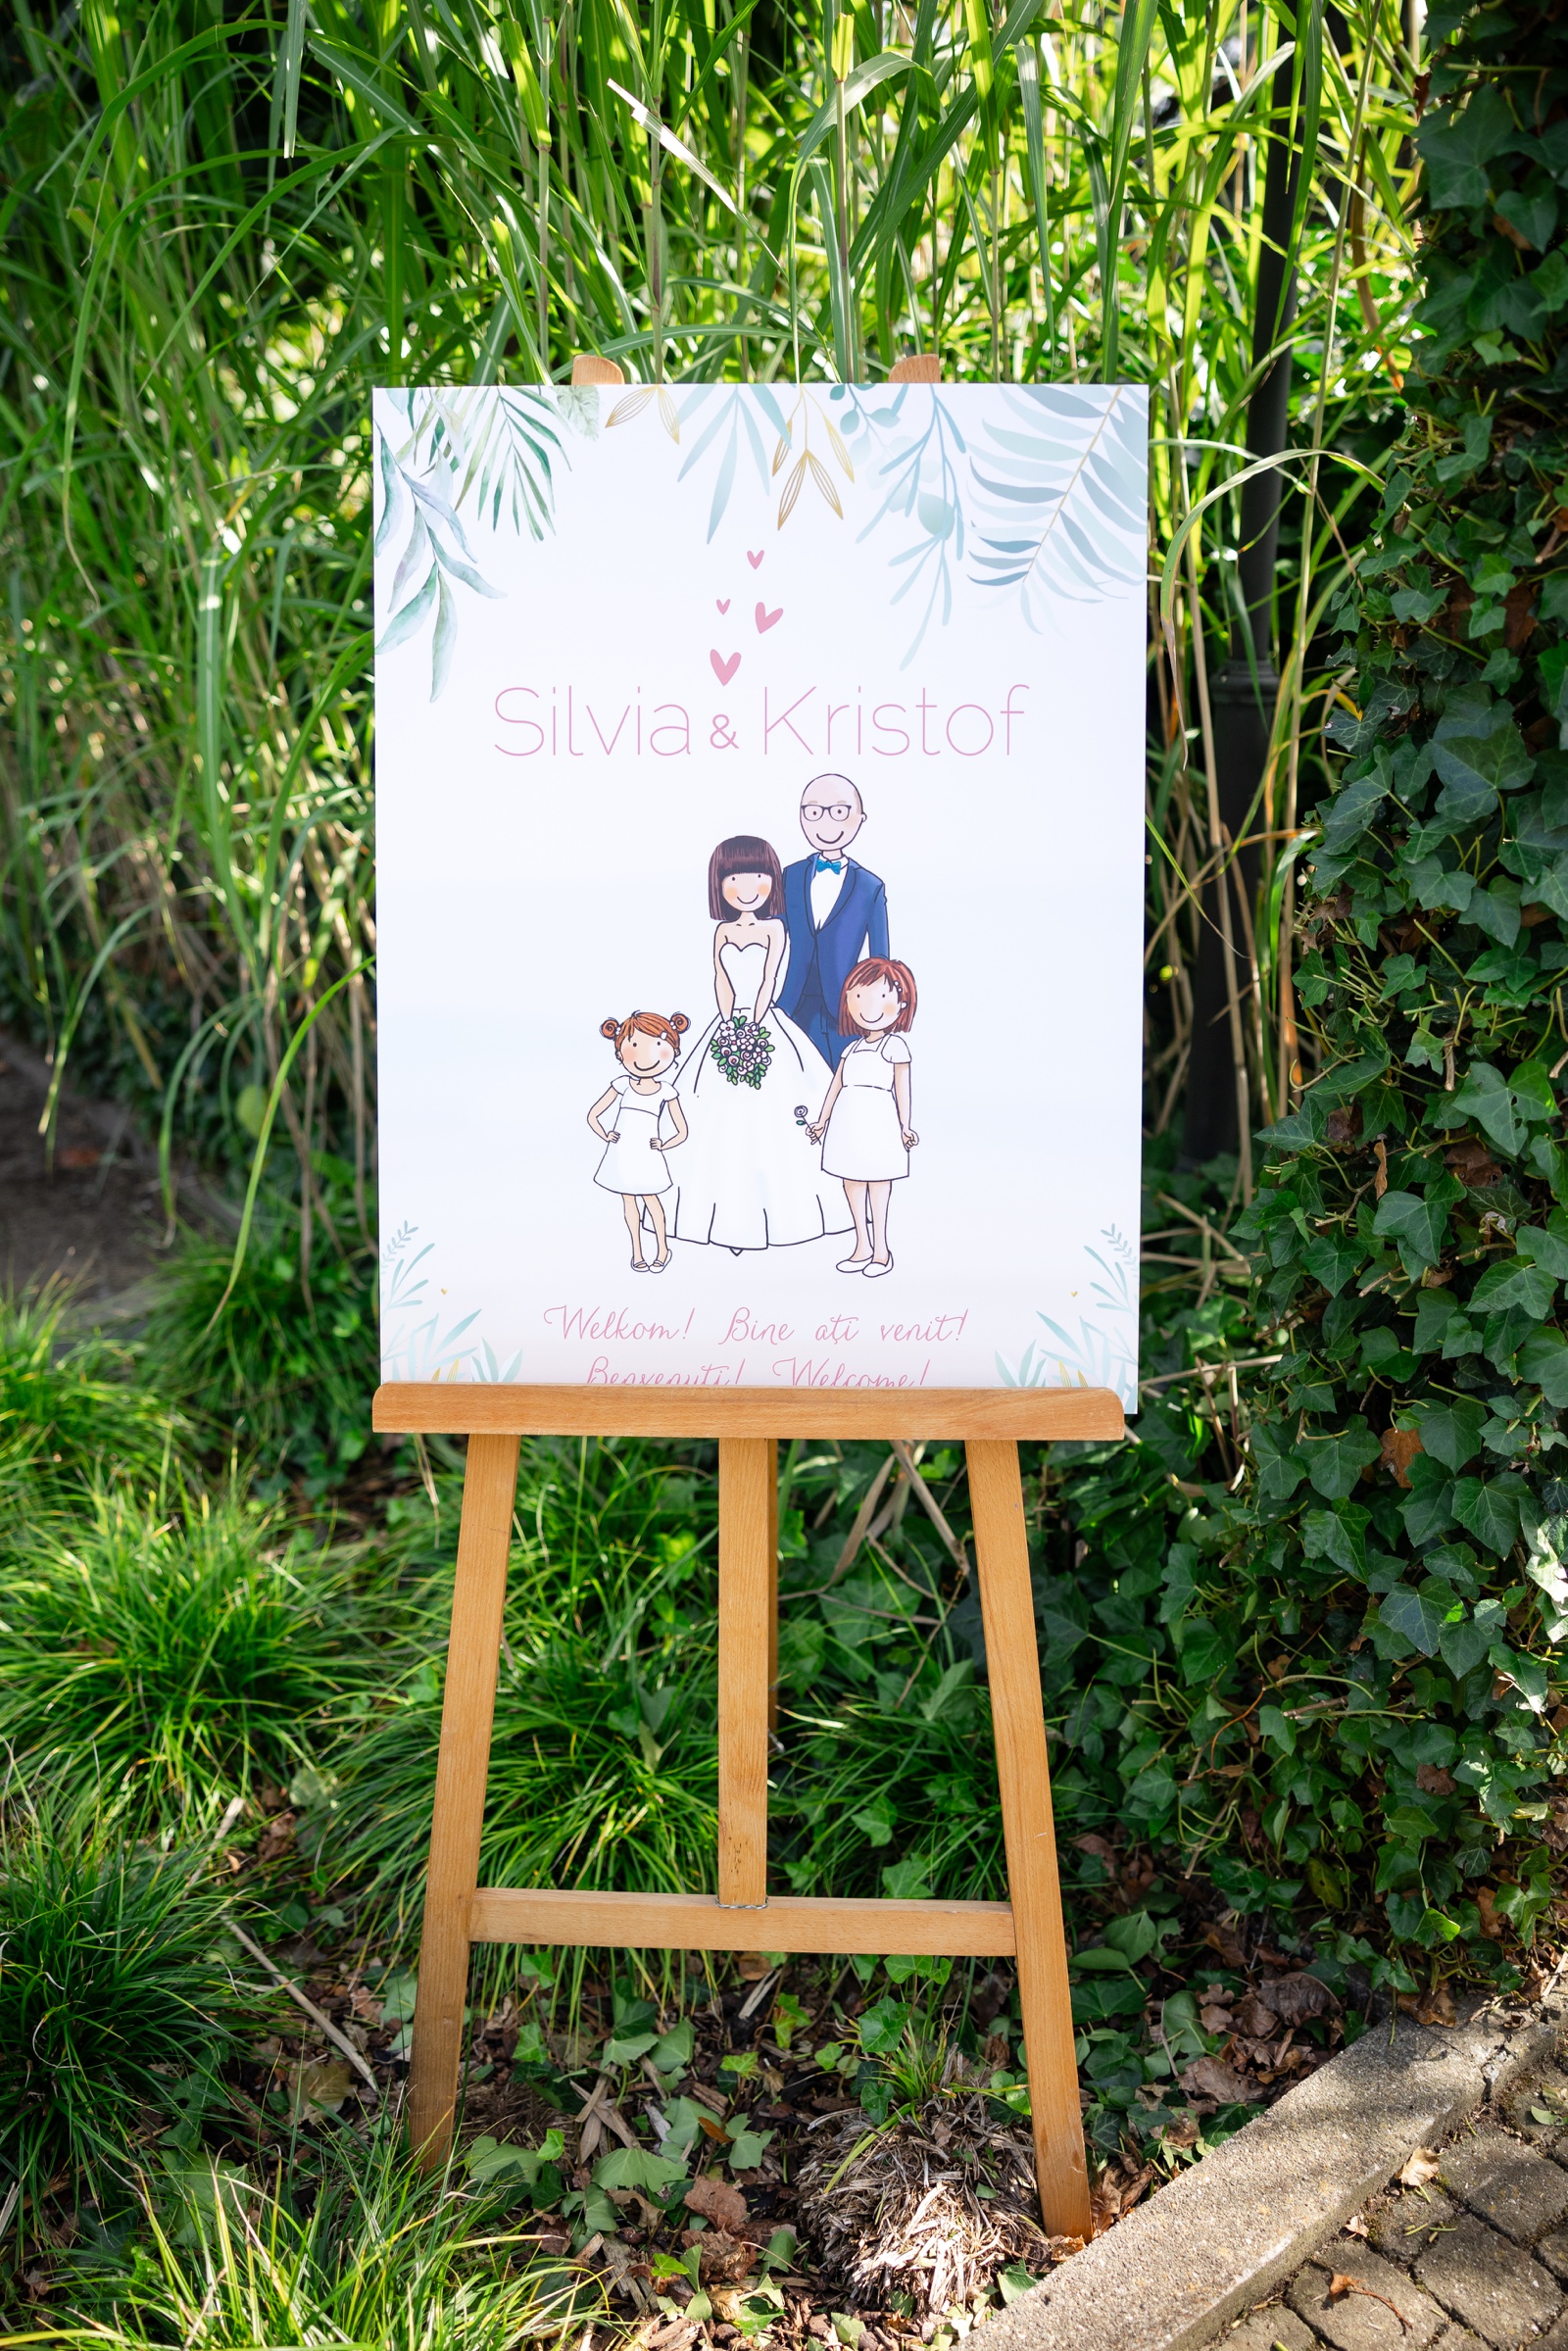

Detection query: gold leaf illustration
xmin=807 ymin=451 xmax=843 ymax=518
xmin=771 ymin=431 xmax=791 ymax=476
xmin=658 ymin=388 xmax=680 ymax=443
xmin=777 ymin=453 xmax=808 ymax=527
xmin=607 ymin=389 xmax=656 ymax=428
xmin=825 ymin=418 xmax=855 ymax=480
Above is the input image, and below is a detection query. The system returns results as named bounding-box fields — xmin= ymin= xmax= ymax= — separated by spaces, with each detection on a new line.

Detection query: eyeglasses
xmin=803 ymin=804 xmax=855 ymax=823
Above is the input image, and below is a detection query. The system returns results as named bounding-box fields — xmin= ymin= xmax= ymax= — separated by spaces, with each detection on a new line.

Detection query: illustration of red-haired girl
xmin=807 ymin=959 xmax=918 ymax=1277
xmin=587 ymin=1011 xmax=690 ymax=1272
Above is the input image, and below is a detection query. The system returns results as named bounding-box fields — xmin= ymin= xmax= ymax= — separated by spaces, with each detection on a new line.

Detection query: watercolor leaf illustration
xmin=997 ymin=1227 xmax=1139 ymax=1403
xmin=856 ymin=389 xmax=973 ymax=665
xmin=374 ymin=386 xmax=566 ymax=697
xmin=966 ymin=386 xmax=1147 ymax=623
xmin=673 ymin=384 xmax=789 ymax=541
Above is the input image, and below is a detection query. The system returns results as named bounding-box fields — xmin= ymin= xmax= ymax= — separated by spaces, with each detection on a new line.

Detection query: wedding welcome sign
xmin=372 ymin=380 xmax=1148 ymax=1400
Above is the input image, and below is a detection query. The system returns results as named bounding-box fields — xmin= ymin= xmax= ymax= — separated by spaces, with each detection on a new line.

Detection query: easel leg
xmin=766 ymin=1438 xmax=780 ymax=1734
xmin=717 ymin=1438 xmax=772 ymax=1907
xmin=407 ymin=1432 xmax=521 ymax=2168
xmin=967 ymin=1439 xmax=1092 ymax=2239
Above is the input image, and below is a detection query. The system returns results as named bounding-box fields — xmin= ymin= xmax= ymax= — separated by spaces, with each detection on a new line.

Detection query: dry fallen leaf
xmin=1399 ymin=2147 xmax=1442 ymax=2187
xmin=1344 ymin=2213 xmax=1369 ymax=2239
xmin=684 ymin=2175 xmax=749 ymax=2231
xmin=1180 ymin=2055 xmax=1255 ymax=2104
xmin=287 ymin=2057 xmax=353 ymax=2119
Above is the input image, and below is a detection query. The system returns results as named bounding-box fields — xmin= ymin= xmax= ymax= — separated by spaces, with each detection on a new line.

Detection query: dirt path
xmin=0 ymin=1028 xmax=172 ymax=1317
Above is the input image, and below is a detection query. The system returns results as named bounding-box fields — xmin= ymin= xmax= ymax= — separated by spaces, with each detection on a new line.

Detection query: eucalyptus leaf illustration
xmin=373 ymin=386 xmax=568 ymax=698
xmin=997 ymin=1226 xmax=1139 ymax=1401
xmin=856 ymin=389 xmax=971 ymax=665
xmin=968 ymin=385 xmax=1148 ymax=622
xmin=671 ymin=385 xmax=787 ymax=541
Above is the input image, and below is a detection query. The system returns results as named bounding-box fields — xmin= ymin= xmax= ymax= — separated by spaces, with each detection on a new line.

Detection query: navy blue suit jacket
xmin=777 ymin=857 xmax=890 ymax=1064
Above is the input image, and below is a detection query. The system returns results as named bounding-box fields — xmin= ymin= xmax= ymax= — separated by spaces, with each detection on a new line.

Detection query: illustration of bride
xmin=672 ymin=835 xmax=853 ymax=1252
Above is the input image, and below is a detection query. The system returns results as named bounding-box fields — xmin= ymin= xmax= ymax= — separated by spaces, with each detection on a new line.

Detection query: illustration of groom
xmin=777 ymin=775 xmax=890 ymax=1070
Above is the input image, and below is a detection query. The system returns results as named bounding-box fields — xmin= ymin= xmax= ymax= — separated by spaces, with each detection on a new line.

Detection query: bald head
xmin=799 ymin=774 xmax=864 ymax=856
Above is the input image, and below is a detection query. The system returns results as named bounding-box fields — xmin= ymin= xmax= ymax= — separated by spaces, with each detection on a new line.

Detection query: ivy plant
xmin=1225 ymin=0 xmax=1568 ymax=1959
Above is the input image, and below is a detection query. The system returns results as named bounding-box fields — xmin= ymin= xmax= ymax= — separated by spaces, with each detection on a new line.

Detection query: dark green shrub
xmin=0 ymin=1813 xmax=237 ymax=2200
xmin=0 ymin=1297 xmax=179 ymax=1525
xmin=139 ymin=1199 xmax=376 ymax=1488
xmin=0 ymin=1489 xmax=353 ymax=1823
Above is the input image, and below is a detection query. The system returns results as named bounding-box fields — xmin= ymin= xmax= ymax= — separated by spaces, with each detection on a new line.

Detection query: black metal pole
xmin=1179 ymin=117 xmax=1299 ymax=1167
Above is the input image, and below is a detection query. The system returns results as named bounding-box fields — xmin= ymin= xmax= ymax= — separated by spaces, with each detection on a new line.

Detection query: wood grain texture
xmin=373 ymin=1384 xmax=1125 ymax=1442
xmin=468 ymin=1886 xmax=1016 ymax=1954
xmin=406 ymin=1433 xmax=519 ymax=2169
xmin=766 ymin=1438 xmax=780 ymax=1734
xmin=570 ymin=354 xmax=625 ymax=383
xmin=967 ymin=1439 xmax=1092 ymax=2239
xmin=718 ymin=1438 xmax=771 ymax=1907
xmin=888 ymin=355 xmax=943 ymax=382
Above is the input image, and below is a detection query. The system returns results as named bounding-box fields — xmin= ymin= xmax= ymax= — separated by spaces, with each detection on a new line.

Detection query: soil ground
xmin=0 ymin=1026 xmax=178 ymax=1316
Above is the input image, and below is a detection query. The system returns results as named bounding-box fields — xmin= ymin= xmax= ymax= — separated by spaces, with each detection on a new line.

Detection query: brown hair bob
xmin=601 ymin=1010 xmax=690 ymax=1055
xmin=708 ymin=834 xmax=783 ymax=920
xmin=838 ymin=957 xmax=917 ymax=1037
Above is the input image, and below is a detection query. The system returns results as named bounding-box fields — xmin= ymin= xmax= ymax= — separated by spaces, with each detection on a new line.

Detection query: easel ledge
xmin=372 ymin=1381 xmax=1125 ymax=1441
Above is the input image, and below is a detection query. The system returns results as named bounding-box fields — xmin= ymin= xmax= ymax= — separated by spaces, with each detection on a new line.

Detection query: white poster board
xmin=372 ymin=380 xmax=1147 ymax=1400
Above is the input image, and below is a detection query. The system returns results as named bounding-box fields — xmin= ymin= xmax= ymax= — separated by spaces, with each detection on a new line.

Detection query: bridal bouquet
xmin=710 ymin=1014 xmax=774 ymax=1090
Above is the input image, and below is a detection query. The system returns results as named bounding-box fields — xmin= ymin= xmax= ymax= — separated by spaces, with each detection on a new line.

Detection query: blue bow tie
xmin=814 ymin=856 xmax=845 ymax=874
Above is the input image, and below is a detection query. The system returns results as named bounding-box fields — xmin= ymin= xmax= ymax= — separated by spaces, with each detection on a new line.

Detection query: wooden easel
xmin=377 ymin=351 xmax=1116 ymax=2239
xmin=376 ymin=1381 xmax=1119 ymax=2238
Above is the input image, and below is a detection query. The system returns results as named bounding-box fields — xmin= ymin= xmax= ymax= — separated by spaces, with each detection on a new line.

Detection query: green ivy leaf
xmin=1439 ymin=1595 xmax=1509 ymax=1678
xmin=1469 ymin=1256 xmax=1557 ymax=1317
xmin=1300 ymin=1418 xmax=1382 ymax=1500
xmin=594 ymin=2145 xmax=691 ymax=2194
xmin=1373 ymin=1190 xmax=1447 ymax=1271
xmin=1451 ymin=1472 xmax=1528 ymax=1552
xmin=1377 ymin=1579 xmax=1457 ymax=1657
xmin=1518 ymin=1327 xmax=1568 ymax=1405
xmin=1400 ymin=1453 xmax=1457 ymax=1544
xmin=857 ymin=1996 xmax=910 ymax=2055
xmin=1303 ymin=1503 xmax=1370 ymax=1578
xmin=650 ymin=2020 xmax=695 ymax=2074
xmin=1303 ymin=1231 xmax=1364 ymax=1294
xmin=1417 ymin=85 xmax=1517 ymax=210
xmin=1432 ymin=1060 xmax=1525 ymax=1156
xmin=1431 ymin=688 xmax=1534 ymax=818
xmin=1412 ymin=1395 xmax=1487 ymax=1470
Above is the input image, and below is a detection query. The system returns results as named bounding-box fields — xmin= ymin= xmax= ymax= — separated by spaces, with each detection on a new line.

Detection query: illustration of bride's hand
xmin=806 ymin=1121 xmax=826 ymax=1142
xmin=902 ymin=1128 xmax=919 ymax=1149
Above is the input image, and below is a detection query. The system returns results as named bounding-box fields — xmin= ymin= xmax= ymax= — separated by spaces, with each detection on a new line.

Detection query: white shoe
xmin=862 ymin=1255 xmax=894 ymax=1278
xmin=837 ymin=1254 xmax=872 ymax=1273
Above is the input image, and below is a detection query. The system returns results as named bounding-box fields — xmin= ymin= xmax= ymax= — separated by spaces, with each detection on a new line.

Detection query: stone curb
xmin=986 ymin=2001 xmax=1565 ymax=2351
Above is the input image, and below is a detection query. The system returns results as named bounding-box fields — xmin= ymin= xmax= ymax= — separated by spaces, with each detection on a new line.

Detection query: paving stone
xmin=1539 ymin=2229 xmax=1568 ymax=2287
xmin=1288 ymin=2251 xmax=1446 ymax=2348
xmin=1440 ymin=2135 xmax=1568 ymax=2247
xmin=1217 ymin=2306 xmax=1318 ymax=2351
xmin=1368 ymin=2191 xmax=1462 ymax=2265
xmin=1501 ymin=2070 xmax=1568 ymax=2158
xmin=1415 ymin=2214 xmax=1564 ymax=2346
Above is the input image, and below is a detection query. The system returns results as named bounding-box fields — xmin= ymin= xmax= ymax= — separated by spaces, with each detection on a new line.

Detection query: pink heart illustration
xmin=715 ymin=597 xmax=731 ymax=613
xmin=747 ymin=549 xmax=764 ymax=569
xmin=710 ymin=648 xmax=741 ymax=685
xmin=755 ymin=602 xmax=783 ymax=634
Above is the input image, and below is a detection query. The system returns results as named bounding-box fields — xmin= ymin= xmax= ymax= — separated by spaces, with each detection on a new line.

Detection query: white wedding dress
xmin=672 ymin=941 xmax=852 ymax=1250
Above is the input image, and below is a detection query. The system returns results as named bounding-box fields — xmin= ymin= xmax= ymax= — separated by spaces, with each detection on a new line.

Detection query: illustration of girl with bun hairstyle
xmin=587 ymin=1011 xmax=690 ymax=1272
xmin=807 ymin=959 xmax=918 ymax=1278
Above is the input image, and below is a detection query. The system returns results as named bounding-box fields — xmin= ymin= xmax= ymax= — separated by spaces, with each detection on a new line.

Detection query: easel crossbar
xmin=469 ymin=1887 xmax=1016 ymax=1955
